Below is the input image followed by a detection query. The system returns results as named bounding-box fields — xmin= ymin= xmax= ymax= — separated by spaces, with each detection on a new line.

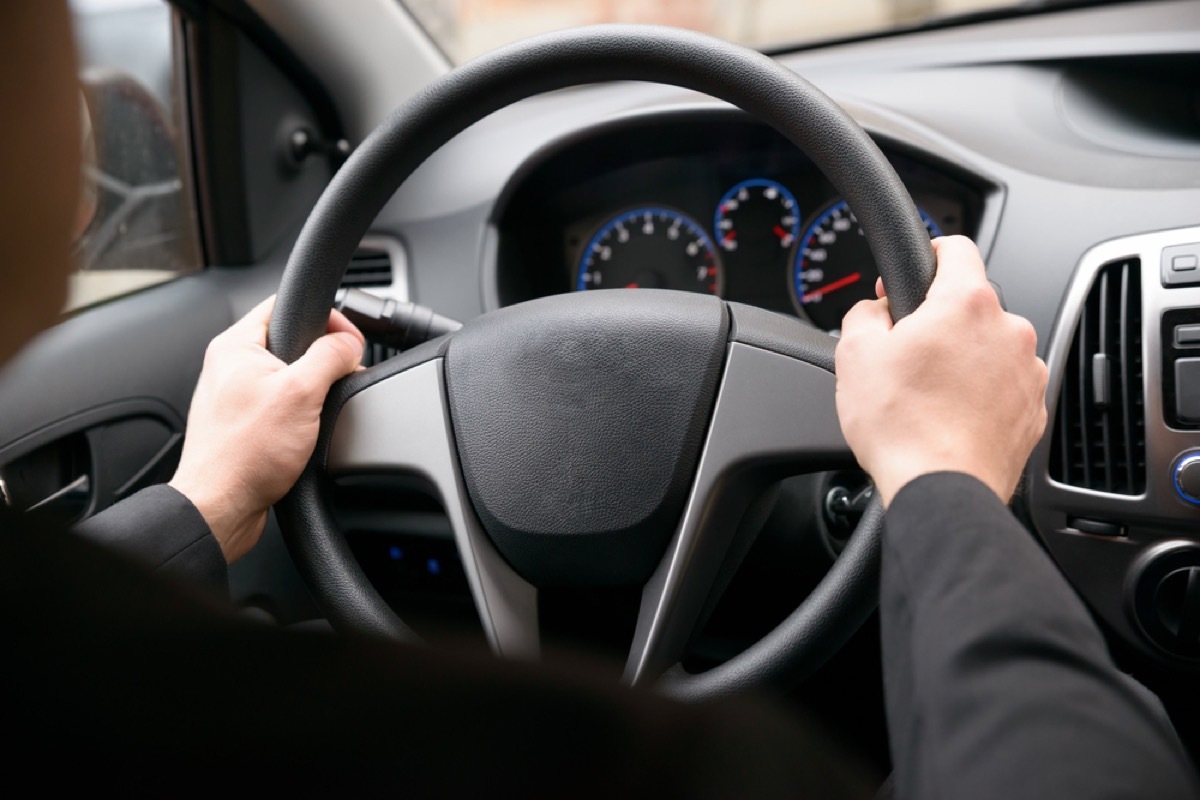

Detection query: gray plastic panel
xmin=0 ymin=275 xmax=229 ymax=451
xmin=325 ymin=358 xmax=539 ymax=658
xmin=625 ymin=341 xmax=852 ymax=684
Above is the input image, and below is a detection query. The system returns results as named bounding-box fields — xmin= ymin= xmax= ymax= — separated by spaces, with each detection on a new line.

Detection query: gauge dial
xmin=713 ymin=178 xmax=801 ymax=257
xmin=790 ymin=200 xmax=942 ymax=330
xmin=576 ymin=207 xmax=721 ymax=295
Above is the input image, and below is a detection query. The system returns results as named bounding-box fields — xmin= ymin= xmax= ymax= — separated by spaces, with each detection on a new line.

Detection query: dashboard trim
xmin=1028 ymin=224 xmax=1200 ymax=667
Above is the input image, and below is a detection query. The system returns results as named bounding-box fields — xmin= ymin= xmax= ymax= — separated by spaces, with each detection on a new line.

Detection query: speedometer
xmin=790 ymin=199 xmax=942 ymax=331
xmin=576 ymin=207 xmax=721 ymax=295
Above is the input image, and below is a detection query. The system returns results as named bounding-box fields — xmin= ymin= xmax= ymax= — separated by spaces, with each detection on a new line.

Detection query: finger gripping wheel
xmin=268 ymin=25 xmax=935 ymax=699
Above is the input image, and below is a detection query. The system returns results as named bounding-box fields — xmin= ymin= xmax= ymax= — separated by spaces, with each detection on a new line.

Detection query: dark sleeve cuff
xmin=73 ymin=484 xmax=228 ymax=594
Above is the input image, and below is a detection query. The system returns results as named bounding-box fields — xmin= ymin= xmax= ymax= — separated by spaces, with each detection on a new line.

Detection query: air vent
xmin=341 ymin=237 xmax=407 ymax=367
xmin=1049 ymin=258 xmax=1145 ymax=495
xmin=342 ymin=245 xmax=394 ymax=289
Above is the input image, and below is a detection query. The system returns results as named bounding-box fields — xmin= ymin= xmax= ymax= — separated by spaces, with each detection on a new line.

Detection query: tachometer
xmin=790 ymin=199 xmax=942 ymax=331
xmin=713 ymin=178 xmax=801 ymax=256
xmin=577 ymin=207 xmax=721 ymax=294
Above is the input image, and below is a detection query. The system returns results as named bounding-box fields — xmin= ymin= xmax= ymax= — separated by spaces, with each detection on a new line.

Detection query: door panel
xmin=0 ymin=275 xmax=231 ymax=519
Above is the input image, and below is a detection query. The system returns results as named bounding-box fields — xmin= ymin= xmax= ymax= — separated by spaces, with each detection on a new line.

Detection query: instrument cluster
xmin=495 ymin=116 xmax=985 ymax=332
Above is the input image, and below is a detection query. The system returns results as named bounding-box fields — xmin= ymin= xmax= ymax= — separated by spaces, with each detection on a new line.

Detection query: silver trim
xmin=0 ymin=476 xmax=10 ymax=508
xmin=624 ymin=342 xmax=850 ymax=684
xmin=326 ymin=358 xmax=539 ymax=659
xmin=1028 ymin=225 xmax=1200 ymax=529
xmin=355 ymin=234 xmax=411 ymax=304
xmin=25 ymin=474 xmax=90 ymax=514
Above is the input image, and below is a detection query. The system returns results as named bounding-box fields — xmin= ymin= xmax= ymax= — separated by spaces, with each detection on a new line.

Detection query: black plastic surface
xmin=661 ymin=496 xmax=883 ymax=701
xmin=444 ymin=290 xmax=727 ymax=587
xmin=182 ymin=10 xmax=333 ymax=264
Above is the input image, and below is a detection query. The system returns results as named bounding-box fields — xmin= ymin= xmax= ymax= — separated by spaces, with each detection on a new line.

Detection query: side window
xmin=68 ymin=0 xmax=201 ymax=311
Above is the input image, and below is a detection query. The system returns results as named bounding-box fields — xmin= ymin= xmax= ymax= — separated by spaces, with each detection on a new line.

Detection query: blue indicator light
xmin=389 ymin=546 xmax=404 ymax=561
xmin=426 ymin=558 xmax=442 ymax=576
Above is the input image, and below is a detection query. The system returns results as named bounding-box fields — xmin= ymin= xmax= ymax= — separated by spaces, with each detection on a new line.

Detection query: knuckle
xmin=329 ymin=334 xmax=362 ymax=366
xmin=960 ymin=283 xmax=997 ymax=312
xmin=202 ymin=336 xmax=227 ymax=365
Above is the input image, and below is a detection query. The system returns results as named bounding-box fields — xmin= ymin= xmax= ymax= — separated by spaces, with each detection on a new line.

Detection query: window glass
xmin=403 ymin=0 xmax=1026 ymax=65
xmin=67 ymin=0 xmax=201 ymax=311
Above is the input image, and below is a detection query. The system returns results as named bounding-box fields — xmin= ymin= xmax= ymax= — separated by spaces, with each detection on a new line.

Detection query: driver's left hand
xmin=169 ymin=296 xmax=364 ymax=563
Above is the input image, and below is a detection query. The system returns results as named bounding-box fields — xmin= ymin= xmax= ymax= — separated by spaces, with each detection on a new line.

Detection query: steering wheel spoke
xmin=325 ymin=358 xmax=540 ymax=659
xmin=625 ymin=341 xmax=854 ymax=685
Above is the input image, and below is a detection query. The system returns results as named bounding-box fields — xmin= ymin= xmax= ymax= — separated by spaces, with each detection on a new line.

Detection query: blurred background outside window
xmin=68 ymin=0 xmax=200 ymax=311
xmin=402 ymin=0 xmax=1022 ymax=64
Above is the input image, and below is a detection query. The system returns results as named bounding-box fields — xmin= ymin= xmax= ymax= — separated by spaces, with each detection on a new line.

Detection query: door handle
xmin=25 ymin=473 xmax=92 ymax=516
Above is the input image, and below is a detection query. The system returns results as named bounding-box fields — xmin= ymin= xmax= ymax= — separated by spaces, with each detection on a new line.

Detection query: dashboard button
xmin=1161 ymin=243 xmax=1200 ymax=287
xmin=1175 ymin=359 xmax=1200 ymax=422
xmin=1173 ymin=453 xmax=1200 ymax=504
xmin=1176 ymin=324 xmax=1200 ymax=347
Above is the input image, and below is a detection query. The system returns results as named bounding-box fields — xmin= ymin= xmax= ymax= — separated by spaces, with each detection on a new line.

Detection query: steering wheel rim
xmin=268 ymin=25 xmax=935 ymax=701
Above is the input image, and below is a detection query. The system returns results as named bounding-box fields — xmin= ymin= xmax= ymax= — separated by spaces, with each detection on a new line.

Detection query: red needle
xmin=773 ymin=225 xmax=788 ymax=240
xmin=805 ymin=271 xmax=862 ymax=300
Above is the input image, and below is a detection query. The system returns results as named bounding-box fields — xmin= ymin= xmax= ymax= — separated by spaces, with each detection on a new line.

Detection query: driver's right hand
xmin=834 ymin=235 xmax=1048 ymax=506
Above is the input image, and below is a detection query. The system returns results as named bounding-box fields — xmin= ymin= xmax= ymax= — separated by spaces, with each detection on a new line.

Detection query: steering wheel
xmin=267 ymin=25 xmax=935 ymax=702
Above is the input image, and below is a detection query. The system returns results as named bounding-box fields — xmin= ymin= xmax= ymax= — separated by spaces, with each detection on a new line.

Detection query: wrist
xmin=871 ymin=452 xmax=1012 ymax=508
xmin=168 ymin=475 xmax=267 ymax=564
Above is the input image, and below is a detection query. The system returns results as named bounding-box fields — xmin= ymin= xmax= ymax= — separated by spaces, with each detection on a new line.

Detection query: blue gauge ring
xmin=712 ymin=178 xmax=801 ymax=252
xmin=576 ymin=207 xmax=720 ymax=294
xmin=791 ymin=199 xmax=942 ymax=304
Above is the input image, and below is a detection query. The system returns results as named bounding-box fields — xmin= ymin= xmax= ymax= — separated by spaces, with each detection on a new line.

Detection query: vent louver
xmin=1049 ymin=258 xmax=1145 ymax=495
xmin=341 ymin=240 xmax=401 ymax=367
xmin=341 ymin=245 xmax=394 ymax=289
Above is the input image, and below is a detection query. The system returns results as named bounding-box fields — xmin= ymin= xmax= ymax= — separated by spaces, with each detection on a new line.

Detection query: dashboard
xmin=322 ymin=0 xmax=1200 ymax=743
xmin=495 ymin=116 xmax=987 ymax=331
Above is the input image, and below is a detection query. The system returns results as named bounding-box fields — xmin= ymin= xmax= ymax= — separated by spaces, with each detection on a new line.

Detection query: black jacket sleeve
xmin=73 ymin=483 xmax=227 ymax=593
xmin=881 ymin=471 xmax=1198 ymax=800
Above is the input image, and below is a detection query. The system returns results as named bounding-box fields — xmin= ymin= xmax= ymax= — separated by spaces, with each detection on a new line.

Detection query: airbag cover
xmin=445 ymin=290 xmax=728 ymax=586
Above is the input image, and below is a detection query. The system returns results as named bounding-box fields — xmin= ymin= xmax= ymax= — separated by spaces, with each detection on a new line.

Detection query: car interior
xmin=1 ymin=0 xmax=1198 ymax=779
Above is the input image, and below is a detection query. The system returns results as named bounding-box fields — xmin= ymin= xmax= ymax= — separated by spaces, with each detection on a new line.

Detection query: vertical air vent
xmin=341 ymin=238 xmax=406 ymax=367
xmin=1049 ymin=258 xmax=1145 ymax=495
xmin=341 ymin=245 xmax=394 ymax=289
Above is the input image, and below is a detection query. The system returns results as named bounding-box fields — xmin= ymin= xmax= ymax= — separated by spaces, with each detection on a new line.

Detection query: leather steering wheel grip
xmin=268 ymin=24 xmax=934 ymax=364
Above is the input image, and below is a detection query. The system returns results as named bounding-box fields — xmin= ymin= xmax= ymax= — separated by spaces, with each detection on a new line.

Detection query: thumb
xmin=289 ymin=330 xmax=364 ymax=396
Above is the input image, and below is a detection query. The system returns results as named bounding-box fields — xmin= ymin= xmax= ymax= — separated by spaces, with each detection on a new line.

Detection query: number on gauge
xmin=713 ymin=178 xmax=801 ymax=254
xmin=577 ymin=207 xmax=721 ymax=294
xmin=791 ymin=200 xmax=942 ymax=331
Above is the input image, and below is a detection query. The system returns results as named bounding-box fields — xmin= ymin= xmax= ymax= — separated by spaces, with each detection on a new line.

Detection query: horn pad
xmin=445 ymin=290 xmax=728 ymax=586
